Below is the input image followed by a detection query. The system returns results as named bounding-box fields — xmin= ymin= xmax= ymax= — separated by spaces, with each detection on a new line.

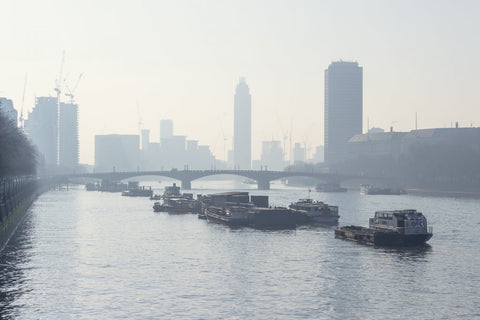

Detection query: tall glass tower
xmin=324 ymin=61 xmax=363 ymax=165
xmin=233 ymin=77 xmax=251 ymax=170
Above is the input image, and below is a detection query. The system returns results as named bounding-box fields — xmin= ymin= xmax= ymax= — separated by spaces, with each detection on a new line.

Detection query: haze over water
xmin=1 ymin=181 xmax=479 ymax=319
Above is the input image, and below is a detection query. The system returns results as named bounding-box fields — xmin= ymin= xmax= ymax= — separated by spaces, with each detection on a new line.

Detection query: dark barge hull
xmin=249 ymin=209 xmax=296 ymax=229
xmin=335 ymin=226 xmax=432 ymax=246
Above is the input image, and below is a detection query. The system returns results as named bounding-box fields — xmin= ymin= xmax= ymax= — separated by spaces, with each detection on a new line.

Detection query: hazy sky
xmin=1 ymin=0 xmax=479 ymax=164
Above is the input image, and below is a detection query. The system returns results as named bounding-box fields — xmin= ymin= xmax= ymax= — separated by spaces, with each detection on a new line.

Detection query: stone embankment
xmin=0 ymin=177 xmax=49 ymax=251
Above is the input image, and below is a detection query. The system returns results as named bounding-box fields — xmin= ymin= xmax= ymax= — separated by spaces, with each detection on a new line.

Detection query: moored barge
xmin=289 ymin=198 xmax=339 ymax=224
xmin=335 ymin=209 xmax=433 ymax=246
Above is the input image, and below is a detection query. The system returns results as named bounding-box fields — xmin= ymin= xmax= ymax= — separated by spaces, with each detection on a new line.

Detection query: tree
xmin=0 ymin=110 xmax=37 ymax=176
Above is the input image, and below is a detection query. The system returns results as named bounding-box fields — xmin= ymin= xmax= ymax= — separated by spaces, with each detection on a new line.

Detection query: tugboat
xmin=335 ymin=209 xmax=433 ymax=246
xmin=289 ymin=199 xmax=339 ymax=224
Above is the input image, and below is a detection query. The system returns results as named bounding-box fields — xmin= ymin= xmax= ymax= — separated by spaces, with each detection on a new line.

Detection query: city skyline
xmin=1 ymin=1 xmax=479 ymax=165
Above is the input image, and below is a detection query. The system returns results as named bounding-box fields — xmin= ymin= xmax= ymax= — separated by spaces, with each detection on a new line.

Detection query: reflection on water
xmin=0 ymin=181 xmax=479 ymax=319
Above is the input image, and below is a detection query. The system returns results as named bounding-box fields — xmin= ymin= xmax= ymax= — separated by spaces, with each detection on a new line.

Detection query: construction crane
xmin=54 ymin=51 xmax=65 ymax=100
xmin=65 ymin=73 xmax=83 ymax=104
xmin=20 ymin=73 xmax=27 ymax=128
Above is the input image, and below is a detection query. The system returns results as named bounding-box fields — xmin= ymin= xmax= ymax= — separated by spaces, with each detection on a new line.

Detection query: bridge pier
xmin=257 ymin=179 xmax=270 ymax=190
xmin=181 ymin=180 xmax=192 ymax=190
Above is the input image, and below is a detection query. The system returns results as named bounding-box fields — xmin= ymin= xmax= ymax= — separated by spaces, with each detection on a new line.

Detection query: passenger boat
xmin=289 ymin=198 xmax=339 ymax=224
xmin=121 ymin=181 xmax=153 ymax=197
xmin=335 ymin=209 xmax=433 ymax=246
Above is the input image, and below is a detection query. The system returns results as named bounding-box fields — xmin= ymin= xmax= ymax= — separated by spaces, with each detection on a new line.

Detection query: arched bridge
xmin=67 ymin=169 xmax=360 ymax=190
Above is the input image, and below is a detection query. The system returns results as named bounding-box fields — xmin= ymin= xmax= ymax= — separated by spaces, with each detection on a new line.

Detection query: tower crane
xmin=20 ymin=73 xmax=27 ymax=128
xmin=65 ymin=73 xmax=83 ymax=104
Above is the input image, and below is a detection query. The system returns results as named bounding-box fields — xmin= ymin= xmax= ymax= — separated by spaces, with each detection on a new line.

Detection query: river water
xmin=0 ymin=179 xmax=479 ymax=319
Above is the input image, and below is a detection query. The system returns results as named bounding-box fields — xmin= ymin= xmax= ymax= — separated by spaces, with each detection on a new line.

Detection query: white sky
xmin=1 ymin=0 xmax=479 ymax=164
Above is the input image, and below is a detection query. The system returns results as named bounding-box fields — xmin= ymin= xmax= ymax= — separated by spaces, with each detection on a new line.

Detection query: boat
xmin=121 ymin=181 xmax=153 ymax=197
xmin=335 ymin=209 xmax=433 ymax=246
xmin=199 ymin=192 xmax=296 ymax=229
xmin=162 ymin=183 xmax=181 ymax=198
xmin=247 ymin=206 xmax=296 ymax=229
xmin=85 ymin=183 xmax=99 ymax=191
xmin=204 ymin=205 xmax=250 ymax=226
xmin=289 ymin=198 xmax=339 ymax=224
xmin=153 ymin=198 xmax=193 ymax=213
xmin=99 ymin=180 xmax=128 ymax=192
xmin=315 ymin=183 xmax=347 ymax=192
xmin=360 ymin=184 xmax=407 ymax=195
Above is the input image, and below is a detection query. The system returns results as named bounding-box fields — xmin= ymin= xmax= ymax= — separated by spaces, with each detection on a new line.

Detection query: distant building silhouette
xmin=312 ymin=145 xmax=324 ymax=163
xmin=293 ymin=142 xmax=306 ymax=164
xmin=160 ymin=119 xmax=173 ymax=140
xmin=58 ymin=102 xmax=79 ymax=171
xmin=261 ymin=140 xmax=284 ymax=170
xmin=24 ymin=97 xmax=58 ymax=169
xmin=324 ymin=61 xmax=363 ymax=165
xmin=95 ymin=134 xmax=140 ymax=172
xmin=233 ymin=78 xmax=252 ymax=170
xmin=0 ymin=98 xmax=18 ymax=125
xmin=141 ymin=129 xmax=150 ymax=150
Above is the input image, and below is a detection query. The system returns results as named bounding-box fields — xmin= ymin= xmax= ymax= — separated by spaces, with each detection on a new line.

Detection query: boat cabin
xmin=369 ymin=209 xmax=429 ymax=235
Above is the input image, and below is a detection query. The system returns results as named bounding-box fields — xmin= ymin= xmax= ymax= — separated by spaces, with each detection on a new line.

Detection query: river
xmin=1 ymin=179 xmax=479 ymax=319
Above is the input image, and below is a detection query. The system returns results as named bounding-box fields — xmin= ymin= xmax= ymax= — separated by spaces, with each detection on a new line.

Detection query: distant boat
xmin=360 ymin=184 xmax=407 ymax=195
xmin=315 ymin=183 xmax=347 ymax=193
xmin=121 ymin=181 xmax=153 ymax=197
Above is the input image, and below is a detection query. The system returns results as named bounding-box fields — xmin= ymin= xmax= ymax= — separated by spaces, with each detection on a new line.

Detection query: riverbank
xmin=0 ymin=178 xmax=52 ymax=252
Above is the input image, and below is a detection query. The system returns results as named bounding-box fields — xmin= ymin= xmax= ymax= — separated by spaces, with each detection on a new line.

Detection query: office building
xmin=324 ymin=61 xmax=363 ymax=164
xmin=233 ymin=77 xmax=251 ymax=170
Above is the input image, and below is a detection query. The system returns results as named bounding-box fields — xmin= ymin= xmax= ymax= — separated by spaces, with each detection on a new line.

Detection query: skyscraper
xmin=58 ymin=102 xmax=79 ymax=170
xmin=324 ymin=61 xmax=363 ymax=165
xmin=24 ymin=97 xmax=58 ymax=168
xmin=233 ymin=77 xmax=251 ymax=170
